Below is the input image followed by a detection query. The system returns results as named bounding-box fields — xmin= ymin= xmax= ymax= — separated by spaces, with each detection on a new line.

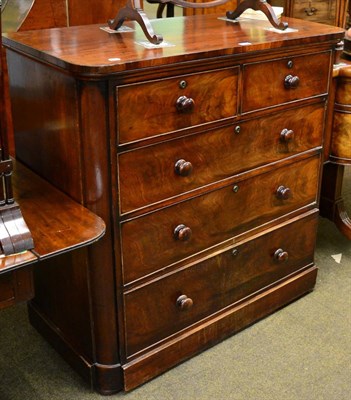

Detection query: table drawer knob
xmin=280 ymin=128 xmax=294 ymax=142
xmin=175 ymin=159 xmax=193 ymax=176
xmin=274 ymin=248 xmax=289 ymax=263
xmin=176 ymin=294 xmax=194 ymax=310
xmin=276 ymin=185 xmax=291 ymax=200
xmin=176 ymin=95 xmax=195 ymax=112
xmin=284 ymin=74 xmax=300 ymax=89
xmin=174 ymin=224 xmax=192 ymax=241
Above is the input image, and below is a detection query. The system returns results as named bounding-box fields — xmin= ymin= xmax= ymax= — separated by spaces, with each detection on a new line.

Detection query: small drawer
xmin=242 ymin=52 xmax=330 ymax=113
xmin=292 ymin=0 xmax=336 ymax=25
xmin=116 ymin=67 xmax=239 ymax=144
xmin=121 ymin=155 xmax=320 ymax=283
xmin=118 ymin=102 xmax=325 ymax=213
xmin=124 ymin=212 xmax=318 ymax=356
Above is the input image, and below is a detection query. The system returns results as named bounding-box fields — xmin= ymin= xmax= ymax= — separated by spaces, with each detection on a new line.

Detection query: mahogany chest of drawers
xmin=3 ymin=15 xmax=344 ymax=393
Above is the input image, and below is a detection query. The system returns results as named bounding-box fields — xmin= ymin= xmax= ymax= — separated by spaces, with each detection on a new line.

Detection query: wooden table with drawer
xmin=3 ymin=15 xmax=344 ymax=393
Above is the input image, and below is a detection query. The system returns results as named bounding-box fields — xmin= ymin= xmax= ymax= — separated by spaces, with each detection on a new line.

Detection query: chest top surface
xmin=2 ymin=14 xmax=345 ymax=76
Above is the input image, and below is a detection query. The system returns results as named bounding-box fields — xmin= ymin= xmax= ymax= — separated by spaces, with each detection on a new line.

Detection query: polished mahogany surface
xmin=3 ymin=15 xmax=344 ymax=73
xmin=1 ymin=6 xmax=105 ymax=312
xmin=320 ymin=56 xmax=351 ymax=239
xmin=0 ymin=159 xmax=106 ymax=309
xmin=3 ymin=15 xmax=344 ymax=393
xmin=0 ymin=159 xmax=106 ymax=276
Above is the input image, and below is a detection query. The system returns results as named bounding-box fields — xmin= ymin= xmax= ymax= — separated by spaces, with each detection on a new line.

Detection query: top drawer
xmin=116 ymin=67 xmax=239 ymax=144
xmin=242 ymin=52 xmax=331 ymax=113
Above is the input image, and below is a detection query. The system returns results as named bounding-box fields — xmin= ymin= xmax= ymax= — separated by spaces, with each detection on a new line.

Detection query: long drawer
xmin=242 ymin=51 xmax=330 ymax=113
xmin=121 ymin=154 xmax=320 ymax=283
xmin=123 ymin=212 xmax=318 ymax=357
xmin=118 ymin=102 xmax=325 ymax=213
xmin=116 ymin=67 xmax=239 ymax=144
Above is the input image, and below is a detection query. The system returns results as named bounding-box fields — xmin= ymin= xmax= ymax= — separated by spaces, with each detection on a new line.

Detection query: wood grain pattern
xmin=7 ymin=53 xmax=83 ymax=201
xmin=121 ymin=154 xmax=320 ymax=283
xmin=118 ymin=102 xmax=325 ymax=213
xmin=3 ymin=16 xmax=343 ymax=393
xmin=330 ymin=65 xmax=351 ymax=162
xmin=12 ymin=161 xmax=106 ymax=258
xmin=3 ymin=15 xmax=344 ymax=75
xmin=117 ymin=67 xmax=239 ymax=143
xmin=242 ymin=51 xmax=331 ymax=113
xmin=124 ymin=212 xmax=318 ymax=356
xmin=123 ymin=264 xmax=318 ymax=390
xmin=0 ymin=159 xmax=106 ymax=277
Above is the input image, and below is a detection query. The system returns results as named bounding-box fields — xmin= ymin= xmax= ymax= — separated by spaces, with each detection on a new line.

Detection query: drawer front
xmin=124 ymin=212 xmax=318 ymax=356
xmin=117 ymin=67 xmax=239 ymax=144
xmin=121 ymin=155 xmax=320 ymax=283
xmin=330 ymin=76 xmax=351 ymax=162
xmin=292 ymin=1 xmax=336 ymax=25
xmin=119 ymin=102 xmax=325 ymax=213
xmin=331 ymin=112 xmax=351 ymax=162
xmin=242 ymin=52 xmax=330 ymax=113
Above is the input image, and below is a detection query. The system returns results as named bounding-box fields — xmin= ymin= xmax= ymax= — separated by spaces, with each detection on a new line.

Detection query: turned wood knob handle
xmin=174 ymin=224 xmax=192 ymax=241
xmin=274 ymin=248 xmax=289 ymax=263
xmin=284 ymin=74 xmax=300 ymax=89
xmin=276 ymin=185 xmax=291 ymax=200
xmin=176 ymin=95 xmax=195 ymax=112
xmin=280 ymin=128 xmax=294 ymax=142
xmin=175 ymin=159 xmax=193 ymax=177
xmin=176 ymin=294 xmax=194 ymax=310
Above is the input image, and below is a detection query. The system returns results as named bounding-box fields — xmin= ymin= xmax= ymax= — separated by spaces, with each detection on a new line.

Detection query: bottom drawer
xmin=124 ymin=212 xmax=318 ymax=357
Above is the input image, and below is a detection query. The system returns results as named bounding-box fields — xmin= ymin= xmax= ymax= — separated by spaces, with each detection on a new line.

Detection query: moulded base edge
xmin=27 ymin=266 xmax=317 ymax=394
